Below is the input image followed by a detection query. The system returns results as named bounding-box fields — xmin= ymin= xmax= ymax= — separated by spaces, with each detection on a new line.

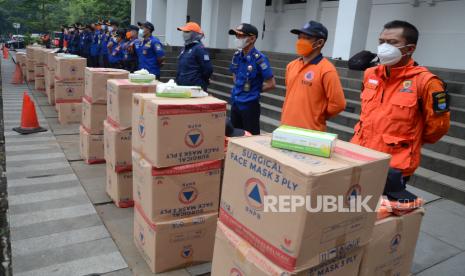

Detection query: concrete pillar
xmin=165 ymin=0 xmax=188 ymax=46
xmin=240 ymin=0 xmax=266 ymax=48
xmin=305 ymin=0 xmax=321 ymax=21
xmin=146 ymin=0 xmax=167 ymax=43
xmin=201 ymin=0 xmax=232 ymax=48
xmin=332 ymin=0 xmax=372 ymax=60
xmin=131 ymin=0 xmax=147 ymax=25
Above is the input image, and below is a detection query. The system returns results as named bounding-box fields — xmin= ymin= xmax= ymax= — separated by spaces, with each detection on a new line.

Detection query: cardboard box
xmin=47 ymin=87 xmax=55 ymax=105
xmin=54 ymin=79 xmax=84 ymax=103
xmin=46 ymin=51 xmax=58 ymax=71
xmin=220 ymin=135 xmax=390 ymax=271
xmin=34 ymin=76 xmax=45 ymax=91
xmin=57 ymin=102 xmax=82 ymax=125
xmin=26 ymin=69 xmax=35 ymax=82
xmin=132 ymin=150 xmax=221 ymax=222
xmin=80 ymin=126 xmax=105 ymax=164
xmin=32 ymin=47 xmax=46 ymax=63
xmin=44 ymin=68 xmax=55 ymax=89
xmin=106 ymin=163 xmax=133 ymax=208
xmin=34 ymin=64 xmax=45 ymax=77
xmin=107 ymin=79 xmax=157 ymax=129
xmin=55 ymin=56 xmax=86 ymax=81
xmin=131 ymin=93 xmax=158 ymax=153
xmin=132 ymin=95 xmax=226 ymax=167
xmin=212 ymin=222 xmax=363 ymax=276
xmin=133 ymin=205 xmax=217 ymax=273
xmin=104 ymin=120 xmax=132 ymax=171
xmin=84 ymin=68 xmax=129 ymax=104
xmin=36 ymin=48 xmax=52 ymax=65
xmin=82 ymin=96 xmax=107 ymax=134
xmin=26 ymin=45 xmax=41 ymax=58
xmin=358 ymin=208 xmax=424 ymax=276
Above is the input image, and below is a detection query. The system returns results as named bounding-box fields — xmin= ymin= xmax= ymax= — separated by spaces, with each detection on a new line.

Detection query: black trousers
xmin=89 ymin=56 xmax=99 ymax=67
xmin=230 ymin=101 xmax=261 ymax=135
xmin=99 ymin=55 xmax=109 ymax=68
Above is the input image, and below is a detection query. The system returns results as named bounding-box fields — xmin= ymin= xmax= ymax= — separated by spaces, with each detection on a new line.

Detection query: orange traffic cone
xmin=13 ymin=92 xmax=47 ymax=134
xmin=2 ymin=45 xmax=8 ymax=59
xmin=11 ymin=63 xmax=24 ymax=84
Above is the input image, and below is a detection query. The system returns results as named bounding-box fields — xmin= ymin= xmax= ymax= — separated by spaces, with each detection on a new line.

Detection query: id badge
xmin=244 ymin=82 xmax=250 ymax=92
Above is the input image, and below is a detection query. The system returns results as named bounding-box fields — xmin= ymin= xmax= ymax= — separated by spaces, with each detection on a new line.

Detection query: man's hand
xmin=262 ymin=77 xmax=276 ymax=92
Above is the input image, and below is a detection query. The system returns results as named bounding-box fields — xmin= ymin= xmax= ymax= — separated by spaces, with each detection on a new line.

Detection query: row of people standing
xmin=60 ymin=20 xmax=165 ymax=78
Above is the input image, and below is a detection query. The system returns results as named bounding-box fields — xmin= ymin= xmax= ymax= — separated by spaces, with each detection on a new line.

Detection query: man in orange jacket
xmin=351 ymin=20 xmax=450 ymax=200
xmin=281 ymin=21 xmax=346 ymax=131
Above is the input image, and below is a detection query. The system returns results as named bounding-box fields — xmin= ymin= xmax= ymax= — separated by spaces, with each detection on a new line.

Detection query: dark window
xmin=266 ymin=0 xmax=272 ymax=6
xmin=286 ymin=0 xmax=307 ymax=4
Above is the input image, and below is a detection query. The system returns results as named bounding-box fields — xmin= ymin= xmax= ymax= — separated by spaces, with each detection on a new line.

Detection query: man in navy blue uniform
xmin=80 ymin=24 xmax=92 ymax=65
xmin=99 ymin=20 xmax=111 ymax=67
xmin=175 ymin=22 xmax=212 ymax=91
xmin=108 ymin=30 xmax=126 ymax=69
xmin=228 ymin=23 xmax=276 ymax=135
xmin=123 ymin=25 xmax=139 ymax=72
xmin=135 ymin=21 xmax=165 ymax=79
xmin=89 ymin=22 xmax=101 ymax=67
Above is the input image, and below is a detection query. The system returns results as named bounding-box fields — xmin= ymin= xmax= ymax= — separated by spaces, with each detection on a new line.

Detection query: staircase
xmin=160 ymin=46 xmax=465 ymax=205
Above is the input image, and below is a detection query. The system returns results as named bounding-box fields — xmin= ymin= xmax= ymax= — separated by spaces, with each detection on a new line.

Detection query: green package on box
xmin=271 ymin=125 xmax=338 ymax=158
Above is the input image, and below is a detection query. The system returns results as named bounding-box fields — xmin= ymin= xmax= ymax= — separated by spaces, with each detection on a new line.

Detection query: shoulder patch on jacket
xmin=432 ymin=91 xmax=450 ymax=113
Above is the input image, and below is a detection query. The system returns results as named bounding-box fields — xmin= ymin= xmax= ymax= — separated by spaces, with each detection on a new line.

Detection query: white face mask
xmin=182 ymin=32 xmax=192 ymax=42
xmin=377 ymin=43 xmax=410 ymax=66
xmin=138 ymin=29 xmax=144 ymax=39
xmin=234 ymin=37 xmax=248 ymax=50
xmin=108 ymin=26 xmax=114 ymax=32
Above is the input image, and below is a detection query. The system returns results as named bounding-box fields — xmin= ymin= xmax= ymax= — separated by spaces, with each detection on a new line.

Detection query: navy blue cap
xmin=229 ymin=23 xmax=258 ymax=37
xmin=291 ymin=20 xmax=328 ymax=40
xmin=128 ymin=25 xmax=139 ymax=32
xmin=139 ymin=21 xmax=154 ymax=32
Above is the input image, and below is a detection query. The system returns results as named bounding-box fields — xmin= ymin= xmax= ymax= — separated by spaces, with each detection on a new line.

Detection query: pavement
xmin=2 ymin=52 xmax=465 ymax=275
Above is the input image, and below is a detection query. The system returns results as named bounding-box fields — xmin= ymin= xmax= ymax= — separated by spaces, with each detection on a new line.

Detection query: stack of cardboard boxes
xmin=54 ymin=56 xmax=86 ymax=124
xmin=34 ymin=48 xmax=52 ymax=91
xmin=358 ymin=208 xmax=424 ymax=275
xmin=104 ymin=79 xmax=157 ymax=208
xmin=131 ymin=94 xmax=226 ymax=273
xmin=80 ymin=68 xmax=128 ymax=164
xmin=212 ymin=136 xmax=391 ymax=275
xmin=45 ymin=51 xmax=58 ymax=106
xmin=26 ymin=46 xmax=41 ymax=82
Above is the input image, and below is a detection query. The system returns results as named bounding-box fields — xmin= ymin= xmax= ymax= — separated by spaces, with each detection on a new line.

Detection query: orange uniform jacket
xmin=351 ymin=59 xmax=450 ymax=176
xmin=281 ymin=55 xmax=346 ymax=131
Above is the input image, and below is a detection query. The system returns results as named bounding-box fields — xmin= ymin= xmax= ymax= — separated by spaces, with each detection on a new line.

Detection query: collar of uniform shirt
xmin=300 ymin=53 xmax=323 ymax=65
xmin=240 ymin=47 xmax=257 ymax=58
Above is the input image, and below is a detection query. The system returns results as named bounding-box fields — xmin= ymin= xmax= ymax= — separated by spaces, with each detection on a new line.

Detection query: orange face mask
xmin=126 ymin=31 xmax=131 ymax=40
xmin=295 ymin=38 xmax=315 ymax=57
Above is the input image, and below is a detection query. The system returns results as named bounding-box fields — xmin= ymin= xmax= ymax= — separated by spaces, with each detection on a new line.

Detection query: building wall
xmin=366 ymin=0 xmax=465 ymax=70
xmin=255 ymin=0 xmax=465 ymax=69
xmin=135 ymin=0 xmax=465 ymax=69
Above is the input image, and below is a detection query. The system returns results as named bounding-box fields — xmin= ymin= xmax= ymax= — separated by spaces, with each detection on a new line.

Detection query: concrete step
xmin=209 ymin=83 xmax=465 ymax=165
xmin=209 ymin=78 xmax=465 ymax=140
xmin=211 ymin=60 xmax=465 ymax=94
xmin=212 ymin=50 xmax=465 ymax=84
xmin=410 ymin=167 xmax=465 ymax=205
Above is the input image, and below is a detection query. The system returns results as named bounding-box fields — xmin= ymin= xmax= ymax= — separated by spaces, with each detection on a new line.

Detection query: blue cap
xmin=291 ymin=20 xmax=328 ymax=40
